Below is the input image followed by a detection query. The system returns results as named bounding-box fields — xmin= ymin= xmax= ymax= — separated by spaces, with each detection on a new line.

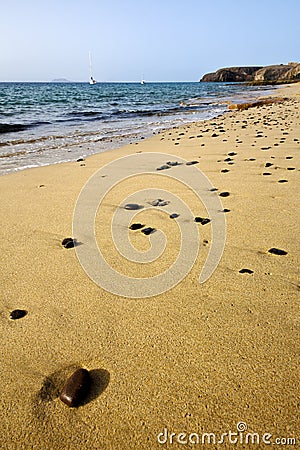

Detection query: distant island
xmin=200 ymin=62 xmax=300 ymax=84
xmin=51 ymin=78 xmax=72 ymax=83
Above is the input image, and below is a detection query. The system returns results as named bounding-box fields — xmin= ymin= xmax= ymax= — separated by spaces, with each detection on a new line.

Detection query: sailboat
xmin=89 ymin=51 xmax=97 ymax=85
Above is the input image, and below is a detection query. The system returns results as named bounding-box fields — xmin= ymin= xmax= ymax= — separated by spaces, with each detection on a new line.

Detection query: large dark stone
xmin=60 ymin=368 xmax=91 ymax=407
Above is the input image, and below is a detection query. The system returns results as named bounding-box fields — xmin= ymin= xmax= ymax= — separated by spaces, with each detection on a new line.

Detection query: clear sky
xmin=1 ymin=0 xmax=299 ymax=82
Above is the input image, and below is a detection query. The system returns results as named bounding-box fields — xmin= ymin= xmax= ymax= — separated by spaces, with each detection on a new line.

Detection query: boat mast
xmin=89 ymin=51 xmax=96 ymax=84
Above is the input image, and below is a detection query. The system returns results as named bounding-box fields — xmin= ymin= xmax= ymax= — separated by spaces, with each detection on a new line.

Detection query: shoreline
xmin=0 ymin=82 xmax=279 ymax=177
xmin=0 ymin=83 xmax=299 ymax=449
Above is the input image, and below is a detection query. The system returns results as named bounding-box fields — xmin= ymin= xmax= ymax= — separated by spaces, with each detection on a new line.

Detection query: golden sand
xmin=0 ymin=84 xmax=299 ymax=449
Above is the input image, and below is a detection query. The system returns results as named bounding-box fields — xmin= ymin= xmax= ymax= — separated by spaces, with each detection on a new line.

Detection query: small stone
xmin=76 ymin=158 xmax=85 ymax=162
xmin=211 ymin=133 xmax=218 ymax=137
xmin=221 ymin=169 xmax=229 ymax=173
xmin=263 ymin=172 xmax=272 ymax=175
xmin=219 ymin=191 xmax=230 ymax=197
xmin=228 ymin=152 xmax=237 ymax=156
xmin=156 ymin=165 xmax=170 ymax=171
xmin=141 ymin=227 xmax=156 ymax=235
xmin=169 ymin=213 xmax=179 ymax=219
xmin=268 ymin=248 xmax=288 ymax=256
xmin=239 ymin=268 xmax=254 ymax=274
xmin=129 ymin=223 xmax=145 ymax=230
xmin=186 ymin=161 xmax=199 ymax=165
xmin=265 ymin=162 xmax=273 ymax=167
xmin=278 ymin=179 xmax=288 ymax=183
xmin=124 ymin=203 xmax=143 ymax=210
xmin=166 ymin=161 xmax=182 ymax=166
xmin=210 ymin=187 xmax=218 ymax=192
xmin=60 ymin=368 xmax=90 ymax=407
xmin=149 ymin=199 xmax=169 ymax=207
xmin=10 ymin=309 xmax=27 ymax=320
xmin=62 ymin=238 xmax=76 ymax=248
xmin=223 ymin=208 xmax=231 ymax=213
xmin=194 ymin=217 xmax=211 ymax=225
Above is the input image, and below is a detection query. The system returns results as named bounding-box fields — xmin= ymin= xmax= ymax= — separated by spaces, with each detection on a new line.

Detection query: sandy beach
xmin=0 ymin=83 xmax=299 ymax=449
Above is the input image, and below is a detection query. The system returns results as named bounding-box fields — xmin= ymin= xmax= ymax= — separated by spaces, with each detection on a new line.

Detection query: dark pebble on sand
xmin=129 ymin=223 xmax=145 ymax=230
xmin=287 ymin=167 xmax=295 ymax=170
xmin=278 ymin=179 xmax=288 ymax=183
xmin=219 ymin=192 xmax=230 ymax=197
xmin=223 ymin=208 xmax=231 ymax=213
xmin=211 ymin=133 xmax=219 ymax=137
xmin=228 ymin=152 xmax=237 ymax=156
xmin=265 ymin=162 xmax=273 ymax=167
xmin=62 ymin=238 xmax=76 ymax=248
xmin=60 ymin=368 xmax=90 ymax=407
xmin=10 ymin=309 xmax=27 ymax=320
xmin=221 ymin=169 xmax=230 ymax=173
xmin=239 ymin=269 xmax=254 ymax=274
xmin=186 ymin=161 xmax=199 ymax=165
xmin=263 ymin=172 xmax=272 ymax=176
xmin=156 ymin=165 xmax=171 ymax=171
xmin=76 ymin=158 xmax=85 ymax=162
xmin=169 ymin=213 xmax=179 ymax=219
xmin=124 ymin=203 xmax=143 ymax=210
xmin=194 ymin=217 xmax=211 ymax=225
xmin=166 ymin=161 xmax=182 ymax=166
xmin=141 ymin=227 xmax=156 ymax=235
xmin=210 ymin=187 xmax=218 ymax=192
xmin=268 ymin=248 xmax=288 ymax=255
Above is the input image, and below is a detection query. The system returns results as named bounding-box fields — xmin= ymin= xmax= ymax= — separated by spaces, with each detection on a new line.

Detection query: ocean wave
xmin=0 ymin=121 xmax=51 ymax=134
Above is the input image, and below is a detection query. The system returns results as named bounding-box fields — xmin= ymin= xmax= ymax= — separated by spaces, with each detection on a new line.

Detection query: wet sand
xmin=0 ymin=84 xmax=299 ymax=449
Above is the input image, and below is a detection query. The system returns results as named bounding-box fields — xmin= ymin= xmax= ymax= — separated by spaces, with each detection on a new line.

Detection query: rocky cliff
xmin=200 ymin=63 xmax=300 ymax=83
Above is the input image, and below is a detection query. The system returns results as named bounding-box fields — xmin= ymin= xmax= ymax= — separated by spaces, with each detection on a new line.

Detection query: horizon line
xmin=0 ymin=80 xmax=201 ymax=83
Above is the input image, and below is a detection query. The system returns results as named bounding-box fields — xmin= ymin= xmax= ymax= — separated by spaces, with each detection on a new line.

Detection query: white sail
xmin=89 ymin=51 xmax=97 ymax=85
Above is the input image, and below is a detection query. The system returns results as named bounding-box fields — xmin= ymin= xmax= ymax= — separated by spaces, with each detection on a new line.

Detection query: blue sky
xmin=1 ymin=0 xmax=299 ymax=82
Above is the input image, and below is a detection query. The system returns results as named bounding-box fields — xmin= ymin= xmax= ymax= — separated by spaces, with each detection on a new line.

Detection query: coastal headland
xmin=200 ymin=62 xmax=300 ymax=84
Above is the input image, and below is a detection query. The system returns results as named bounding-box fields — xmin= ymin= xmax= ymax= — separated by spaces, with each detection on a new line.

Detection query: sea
xmin=0 ymin=82 xmax=275 ymax=176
